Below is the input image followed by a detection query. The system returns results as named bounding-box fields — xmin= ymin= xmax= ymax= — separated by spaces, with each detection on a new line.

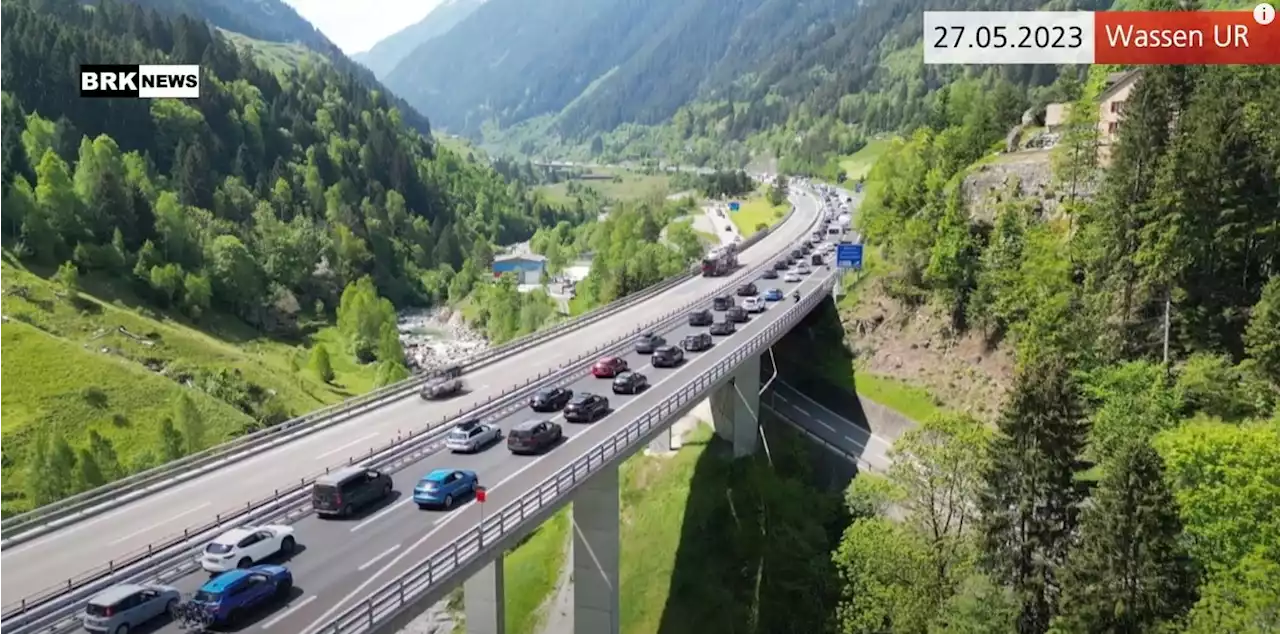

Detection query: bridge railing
xmin=315 ymin=274 xmax=837 ymax=634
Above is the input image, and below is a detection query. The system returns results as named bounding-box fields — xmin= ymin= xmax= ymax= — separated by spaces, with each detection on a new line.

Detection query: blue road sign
xmin=837 ymin=243 xmax=863 ymax=270
xmin=729 ymin=201 xmax=740 ymax=212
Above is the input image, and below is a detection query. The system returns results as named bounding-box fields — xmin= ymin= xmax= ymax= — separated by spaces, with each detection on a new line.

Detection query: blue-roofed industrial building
xmin=492 ymin=253 xmax=546 ymax=285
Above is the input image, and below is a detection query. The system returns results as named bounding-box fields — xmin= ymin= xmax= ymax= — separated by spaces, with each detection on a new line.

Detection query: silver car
xmin=82 ymin=583 xmax=179 ymax=633
xmin=445 ymin=420 xmax=501 ymax=453
xmin=420 ymin=376 xmax=463 ymax=400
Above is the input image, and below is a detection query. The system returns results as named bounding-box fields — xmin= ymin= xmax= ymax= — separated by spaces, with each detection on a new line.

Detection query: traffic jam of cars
xmin=76 ymin=193 xmax=845 ymax=633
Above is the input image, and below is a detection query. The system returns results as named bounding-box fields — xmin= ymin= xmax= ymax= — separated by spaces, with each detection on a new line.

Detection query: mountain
xmin=353 ymin=0 xmax=485 ymax=80
xmin=121 ymin=0 xmax=435 ymax=133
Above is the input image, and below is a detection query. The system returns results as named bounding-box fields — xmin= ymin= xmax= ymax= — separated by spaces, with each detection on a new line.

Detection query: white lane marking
xmin=108 ymin=503 xmax=212 ymax=546
xmin=357 ymin=544 xmax=401 ymax=572
xmin=792 ymin=405 xmax=812 ymax=417
xmin=350 ymin=499 xmax=412 ymax=533
xmin=815 ymin=419 xmax=836 ymax=432
xmin=314 ymin=433 xmax=379 ymax=460
xmin=261 ymin=595 xmax=317 ymax=629
xmin=778 ymin=382 xmax=894 ymax=449
xmin=775 ymin=394 xmax=790 ymax=403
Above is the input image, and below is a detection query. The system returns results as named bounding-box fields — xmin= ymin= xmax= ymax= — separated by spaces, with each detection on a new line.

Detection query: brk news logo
xmin=80 ymin=64 xmax=201 ymax=99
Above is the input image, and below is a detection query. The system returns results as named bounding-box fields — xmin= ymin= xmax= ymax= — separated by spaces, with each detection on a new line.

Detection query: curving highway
xmin=1 ymin=191 xmax=822 ymax=612
xmin=103 ymin=228 xmax=837 ymax=634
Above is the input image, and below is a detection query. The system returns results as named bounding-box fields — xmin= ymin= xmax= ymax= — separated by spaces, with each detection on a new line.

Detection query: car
xmin=413 ymin=469 xmax=479 ymax=509
xmin=761 ymin=268 xmax=779 ymax=279
xmin=783 ymin=272 xmax=801 ymax=283
xmin=445 ymin=420 xmax=501 ymax=453
xmin=635 ymin=331 xmax=665 ymax=354
xmin=530 ymin=387 xmax=573 ymax=412
xmin=709 ymin=320 xmax=736 ymax=336
xmin=797 ymin=264 xmax=811 ymax=275
xmin=735 ymin=282 xmax=758 ymax=297
xmin=507 ymin=420 xmax=563 ymax=454
xmin=682 ymin=332 xmax=713 ymax=352
xmin=764 ymin=288 xmax=784 ymax=301
xmin=419 ymin=375 xmax=464 ymax=400
xmin=652 ymin=345 xmax=685 ymax=367
xmin=727 ymin=306 xmax=749 ymax=323
xmin=773 ymin=260 xmax=788 ymax=271
xmin=687 ymin=309 xmax=713 ymax=326
xmin=790 ymin=249 xmax=802 ymax=260
xmin=565 ymin=393 xmax=611 ymax=422
xmin=199 ymin=525 xmax=297 ymax=573
xmin=82 ymin=583 xmax=180 ymax=633
xmin=712 ymin=295 xmax=733 ymax=311
xmin=611 ymin=371 xmax=649 ymax=395
xmin=190 ymin=565 xmax=293 ymax=626
xmin=312 ymin=466 xmax=393 ymax=518
xmin=591 ymin=356 xmax=629 ymax=378
xmin=742 ymin=297 xmax=766 ymax=313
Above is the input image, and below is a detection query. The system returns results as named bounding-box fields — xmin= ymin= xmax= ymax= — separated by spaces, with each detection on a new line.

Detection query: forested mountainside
xmin=353 ymin=0 xmax=485 ymax=80
xmin=0 ymin=0 xmax=588 ymax=511
xmin=122 ymin=0 xmax=434 ymax=133
xmin=383 ymin=0 xmax=1104 ymax=156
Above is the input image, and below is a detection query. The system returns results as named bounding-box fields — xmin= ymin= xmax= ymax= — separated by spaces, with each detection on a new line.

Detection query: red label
xmin=1095 ymin=11 xmax=1280 ymax=64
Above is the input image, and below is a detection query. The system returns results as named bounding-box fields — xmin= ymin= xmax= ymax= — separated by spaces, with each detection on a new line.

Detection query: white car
xmin=796 ymin=264 xmax=811 ymax=275
xmin=199 ymin=525 xmax=297 ymax=572
xmin=783 ymin=272 xmax=801 ymax=283
xmin=446 ymin=420 xmax=502 ymax=453
xmin=742 ymin=297 xmax=766 ymax=313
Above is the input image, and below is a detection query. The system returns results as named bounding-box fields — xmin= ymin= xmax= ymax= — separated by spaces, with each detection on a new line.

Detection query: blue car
xmin=413 ymin=469 xmax=479 ymax=510
xmin=764 ymin=288 xmax=784 ymax=301
xmin=190 ymin=565 xmax=292 ymax=626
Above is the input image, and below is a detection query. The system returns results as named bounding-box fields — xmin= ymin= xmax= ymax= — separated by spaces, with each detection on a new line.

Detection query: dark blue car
xmin=413 ymin=469 xmax=479 ymax=510
xmin=191 ymin=565 xmax=292 ymax=626
xmin=764 ymin=288 xmax=784 ymax=301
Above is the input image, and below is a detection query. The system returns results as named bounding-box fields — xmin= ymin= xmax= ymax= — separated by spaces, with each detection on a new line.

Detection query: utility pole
xmin=1162 ymin=289 xmax=1172 ymax=366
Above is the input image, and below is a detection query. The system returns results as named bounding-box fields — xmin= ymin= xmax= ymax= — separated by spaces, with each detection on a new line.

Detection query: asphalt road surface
xmin=2 ymin=192 xmax=822 ymax=609
xmin=119 ymin=256 xmax=837 ymax=634
xmin=764 ymin=381 xmax=894 ymax=473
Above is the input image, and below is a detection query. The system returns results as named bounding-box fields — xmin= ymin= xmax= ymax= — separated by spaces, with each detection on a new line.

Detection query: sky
xmin=282 ymin=0 xmax=443 ymax=54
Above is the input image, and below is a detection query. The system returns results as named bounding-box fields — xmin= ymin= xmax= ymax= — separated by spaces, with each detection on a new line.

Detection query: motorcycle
xmin=792 ymin=292 xmax=800 ymax=302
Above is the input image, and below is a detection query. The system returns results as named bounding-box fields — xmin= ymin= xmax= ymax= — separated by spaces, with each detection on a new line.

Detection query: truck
xmin=700 ymin=245 xmax=738 ymax=277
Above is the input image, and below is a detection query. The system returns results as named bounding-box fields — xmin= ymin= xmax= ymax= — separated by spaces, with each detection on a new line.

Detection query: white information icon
xmin=1256 ymin=2 xmax=1276 ymax=25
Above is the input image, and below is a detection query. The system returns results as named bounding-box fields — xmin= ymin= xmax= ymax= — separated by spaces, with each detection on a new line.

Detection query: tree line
xmin=833 ymin=59 xmax=1279 ymax=633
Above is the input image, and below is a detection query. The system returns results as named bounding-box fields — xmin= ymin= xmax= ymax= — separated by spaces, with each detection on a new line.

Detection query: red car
xmin=591 ymin=356 xmax=628 ymax=378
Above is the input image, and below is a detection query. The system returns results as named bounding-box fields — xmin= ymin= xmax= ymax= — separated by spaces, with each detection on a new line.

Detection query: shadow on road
xmin=770 ymin=299 xmax=875 ymax=436
xmin=652 ymin=425 xmax=845 ymax=634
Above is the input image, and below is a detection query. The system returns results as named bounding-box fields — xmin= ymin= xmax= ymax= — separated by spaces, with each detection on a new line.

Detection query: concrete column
xmin=647 ymin=427 xmax=672 ymax=453
xmin=573 ymin=464 xmax=620 ymax=634
xmin=709 ymin=353 xmax=761 ymax=457
xmin=464 ymin=555 xmax=506 ymax=634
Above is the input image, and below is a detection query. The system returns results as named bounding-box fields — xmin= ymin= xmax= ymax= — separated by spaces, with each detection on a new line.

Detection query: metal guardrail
xmin=313 ymin=273 xmax=838 ymax=634
xmin=0 ymin=198 xmax=809 ymax=632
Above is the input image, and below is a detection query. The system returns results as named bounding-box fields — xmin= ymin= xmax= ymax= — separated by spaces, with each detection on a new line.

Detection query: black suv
xmin=736 ymin=283 xmax=758 ymax=297
xmin=790 ymin=249 xmax=802 ymax=260
xmin=313 ymin=466 xmax=393 ymax=518
xmin=652 ymin=345 xmax=684 ymax=368
xmin=761 ymin=268 xmax=778 ymax=279
xmin=564 ymin=393 xmax=610 ymax=422
xmin=530 ymin=387 xmax=573 ymax=412
xmin=710 ymin=319 xmax=736 ymax=336
xmin=635 ymin=332 xmax=665 ymax=353
xmin=508 ymin=420 xmax=563 ymax=454
xmin=682 ymin=332 xmax=713 ymax=351
xmin=687 ymin=309 xmax=713 ymax=326
xmin=727 ymin=306 xmax=749 ymax=323
xmin=811 ymin=253 xmax=824 ymax=266
xmin=611 ymin=371 xmax=649 ymax=395
xmin=712 ymin=296 xmax=733 ymax=311
xmin=773 ymin=260 xmax=788 ymax=271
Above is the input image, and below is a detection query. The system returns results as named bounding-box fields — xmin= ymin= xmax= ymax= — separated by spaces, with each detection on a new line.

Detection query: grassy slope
xmin=729 ymin=188 xmax=788 ymax=236
xmin=537 ymin=168 xmax=672 ymax=204
xmin=502 ymin=509 xmax=570 ymax=634
xmin=836 ymin=137 xmax=894 ymax=182
xmin=0 ymin=260 xmax=377 ymax=512
xmin=218 ymin=29 xmax=326 ymax=74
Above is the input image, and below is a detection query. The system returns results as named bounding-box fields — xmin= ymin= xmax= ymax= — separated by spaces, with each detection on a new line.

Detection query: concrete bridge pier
xmin=572 ymin=463 xmax=621 ymax=634
xmin=710 ymin=353 xmax=761 ymax=457
xmin=464 ymin=554 xmax=507 ymax=634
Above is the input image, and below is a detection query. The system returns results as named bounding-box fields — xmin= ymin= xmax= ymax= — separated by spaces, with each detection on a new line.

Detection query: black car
xmin=761 ymin=269 xmax=778 ymax=279
xmin=709 ymin=320 xmax=736 ymax=336
xmin=736 ymin=283 xmax=758 ymax=297
xmin=811 ymin=253 xmax=824 ymax=266
xmin=682 ymin=332 xmax=713 ymax=351
xmin=789 ymin=249 xmax=802 ymax=260
xmin=773 ymin=260 xmax=788 ymax=271
xmin=611 ymin=371 xmax=649 ymax=395
xmin=507 ymin=420 xmax=563 ymax=454
xmin=652 ymin=345 xmax=685 ymax=368
xmin=530 ymin=387 xmax=573 ymax=412
xmin=313 ymin=466 xmax=393 ymax=518
xmin=635 ymin=331 xmax=665 ymax=354
xmin=564 ymin=393 xmax=611 ymax=422
xmin=712 ymin=296 xmax=733 ymax=311
xmin=687 ymin=309 xmax=713 ymax=326
xmin=727 ymin=306 xmax=749 ymax=323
